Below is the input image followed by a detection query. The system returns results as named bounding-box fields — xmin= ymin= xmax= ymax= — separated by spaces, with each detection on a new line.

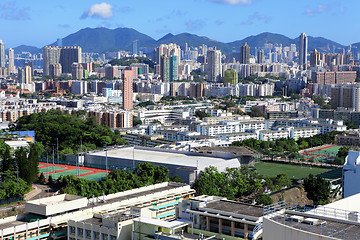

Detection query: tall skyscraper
xmin=18 ymin=67 xmax=24 ymax=83
xmin=122 ymin=69 xmax=133 ymax=110
xmin=71 ymin=63 xmax=84 ymax=80
xmin=24 ymin=61 xmax=34 ymax=75
xmin=240 ymin=42 xmax=250 ymax=64
xmin=132 ymin=40 xmax=139 ymax=55
xmin=299 ymin=32 xmax=308 ymax=70
xmin=257 ymin=49 xmax=264 ymax=64
xmin=60 ymin=46 xmax=82 ymax=74
xmin=24 ymin=66 xmax=32 ymax=84
xmin=154 ymin=44 xmax=181 ymax=64
xmin=8 ymin=48 xmax=15 ymax=73
xmin=310 ymin=49 xmax=321 ymax=66
xmin=43 ymin=46 xmax=60 ymax=76
xmin=169 ymin=55 xmax=178 ymax=82
xmin=160 ymin=55 xmax=170 ymax=82
xmin=207 ymin=47 xmax=222 ymax=82
xmin=49 ymin=64 xmax=62 ymax=77
xmin=0 ymin=40 xmax=5 ymax=68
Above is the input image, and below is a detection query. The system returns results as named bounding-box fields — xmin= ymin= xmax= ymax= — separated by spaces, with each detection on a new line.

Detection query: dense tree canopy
xmin=255 ymin=193 xmax=273 ymax=205
xmin=58 ymin=162 xmax=170 ymax=198
xmin=232 ymin=132 xmax=342 ymax=156
xmin=0 ymin=170 xmax=31 ymax=199
xmin=194 ymin=111 xmax=211 ymax=120
xmin=193 ymin=166 xmax=263 ymax=200
xmin=109 ymin=57 xmax=155 ymax=72
xmin=304 ymin=174 xmax=330 ymax=205
xmin=14 ymin=110 xmax=127 ymax=154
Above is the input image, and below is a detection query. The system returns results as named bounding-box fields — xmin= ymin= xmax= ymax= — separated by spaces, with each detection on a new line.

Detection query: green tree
xmin=335 ymin=147 xmax=350 ymax=165
xmin=0 ymin=170 xmax=30 ymax=199
xmin=304 ymin=174 xmax=330 ymax=205
xmin=194 ymin=111 xmax=211 ymax=120
xmin=345 ymin=121 xmax=358 ymax=129
xmin=249 ymin=106 xmax=265 ymax=118
xmin=133 ymin=118 xmax=143 ymax=126
xmin=14 ymin=110 xmax=127 ymax=154
xmin=169 ymin=175 xmax=184 ymax=183
xmin=255 ymin=193 xmax=273 ymax=205
xmin=137 ymin=101 xmax=155 ymax=108
xmin=193 ymin=166 xmax=263 ymax=200
xmin=0 ymin=140 xmax=13 ymax=172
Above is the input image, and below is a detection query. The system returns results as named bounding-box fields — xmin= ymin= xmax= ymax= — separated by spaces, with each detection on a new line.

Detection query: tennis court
xmin=39 ymin=163 xmax=107 ymax=181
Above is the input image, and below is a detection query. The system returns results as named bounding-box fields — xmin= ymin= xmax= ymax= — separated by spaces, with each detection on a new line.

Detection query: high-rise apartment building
xmin=8 ymin=48 xmax=15 ymax=74
xmin=299 ymin=32 xmax=308 ymax=70
xmin=160 ymin=55 xmax=170 ymax=82
xmin=0 ymin=40 xmax=5 ymax=68
xmin=18 ymin=67 xmax=24 ymax=83
xmin=170 ymin=55 xmax=178 ymax=82
xmin=223 ymin=70 xmax=238 ymax=84
xmin=49 ymin=64 xmax=62 ymax=77
xmin=312 ymin=71 xmax=356 ymax=84
xmin=24 ymin=66 xmax=32 ymax=84
xmin=240 ymin=42 xmax=250 ymax=64
xmin=71 ymin=63 xmax=84 ymax=80
xmin=122 ymin=69 xmax=133 ymax=110
xmin=154 ymin=44 xmax=181 ymax=64
xmin=257 ymin=49 xmax=264 ymax=64
xmin=132 ymin=40 xmax=139 ymax=55
xmin=310 ymin=49 xmax=321 ymax=66
xmin=43 ymin=46 xmax=60 ymax=76
xmin=60 ymin=46 xmax=82 ymax=74
xmin=331 ymin=84 xmax=360 ymax=111
xmin=207 ymin=47 xmax=222 ymax=82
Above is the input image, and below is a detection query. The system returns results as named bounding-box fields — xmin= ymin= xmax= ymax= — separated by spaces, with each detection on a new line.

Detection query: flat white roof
xmin=323 ymin=192 xmax=360 ymax=213
xmin=89 ymin=147 xmax=240 ymax=169
xmin=134 ymin=217 xmax=191 ymax=229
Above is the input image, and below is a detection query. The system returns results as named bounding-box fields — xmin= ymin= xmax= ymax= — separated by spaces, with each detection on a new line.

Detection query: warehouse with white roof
xmin=67 ymin=146 xmax=260 ymax=185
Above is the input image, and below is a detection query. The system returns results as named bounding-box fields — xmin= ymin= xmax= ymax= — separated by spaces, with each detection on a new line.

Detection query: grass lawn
xmin=255 ymin=162 xmax=333 ymax=180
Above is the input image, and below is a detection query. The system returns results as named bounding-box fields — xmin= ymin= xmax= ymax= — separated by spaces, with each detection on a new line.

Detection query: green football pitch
xmin=255 ymin=162 xmax=333 ymax=180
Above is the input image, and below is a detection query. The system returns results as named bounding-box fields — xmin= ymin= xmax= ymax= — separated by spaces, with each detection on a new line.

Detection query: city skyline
xmin=0 ymin=0 xmax=357 ymax=48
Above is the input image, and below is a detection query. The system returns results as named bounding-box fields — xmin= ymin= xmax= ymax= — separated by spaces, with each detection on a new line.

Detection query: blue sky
xmin=0 ymin=0 xmax=358 ymax=48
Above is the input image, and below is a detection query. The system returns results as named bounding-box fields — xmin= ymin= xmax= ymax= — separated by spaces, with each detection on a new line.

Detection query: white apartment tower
xmin=207 ymin=47 xmax=222 ymax=82
xmin=8 ymin=48 xmax=15 ymax=73
xmin=299 ymin=32 xmax=308 ymax=70
xmin=43 ymin=46 xmax=60 ymax=76
xmin=0 ymin=40 xmax=5 ymax=68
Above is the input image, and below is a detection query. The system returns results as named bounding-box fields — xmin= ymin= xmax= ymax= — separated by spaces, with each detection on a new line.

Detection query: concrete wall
xmin=263 ymin=217 xmax=337 ymax=240
xmin=25 ymin=194 xmax=87 ymax=216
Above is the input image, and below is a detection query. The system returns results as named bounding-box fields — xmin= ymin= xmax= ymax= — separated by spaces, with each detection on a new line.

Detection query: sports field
xmin=255 ymin=162 xmax=333 ymax=180
xmin=39 ymin=163 xmax=107 ymax=181
xmin=300 ymin=145 xmax=342 ymax=162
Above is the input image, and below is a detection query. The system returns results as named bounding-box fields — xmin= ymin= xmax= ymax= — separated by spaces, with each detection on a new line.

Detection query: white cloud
xmin=304 ymin=3 xmax=345 ymax=17
xmin=1 ymin=1 xmax=30 ymax=20
xmin=81 ymin=2 xmax=113 ymax=19
xmin=208 ymin=0 xmax=253 ymax=5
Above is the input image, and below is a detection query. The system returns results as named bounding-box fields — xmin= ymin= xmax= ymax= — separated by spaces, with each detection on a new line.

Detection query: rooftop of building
xmin=216 ymin=132 xmax=257 ymax=136
xmin=204 ymin=199 xmax=264 ymax=218
xmin=88 ymin=146 xmax=239 ymax=169
xmin=192 ymin=146 xmax=262 ymax=157
xmin=264 ymin=194 xmax=360 ymax=239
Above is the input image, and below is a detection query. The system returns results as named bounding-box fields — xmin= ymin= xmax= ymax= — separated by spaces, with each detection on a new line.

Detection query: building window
xmin=85 ymin=230 xmax=92 ymax=238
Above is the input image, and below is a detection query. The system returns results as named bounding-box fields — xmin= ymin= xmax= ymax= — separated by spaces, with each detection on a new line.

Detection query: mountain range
xmin=11 ymin=27 xmax=359 ymax=55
